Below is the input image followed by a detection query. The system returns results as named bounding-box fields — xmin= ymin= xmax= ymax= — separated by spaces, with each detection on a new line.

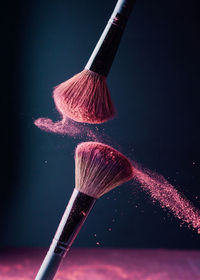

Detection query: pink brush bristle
xmin=75 ymin=141 xmax=133 ymax=198
xmin=53 ymin=69 xmax=115 ymax=124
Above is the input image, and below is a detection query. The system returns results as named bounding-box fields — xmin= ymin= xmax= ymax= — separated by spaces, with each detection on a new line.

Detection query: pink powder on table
xmin=1 ymin=248 xmax=200 ymax=280
xmin=132 ymin=165 xmax=200 ymax=234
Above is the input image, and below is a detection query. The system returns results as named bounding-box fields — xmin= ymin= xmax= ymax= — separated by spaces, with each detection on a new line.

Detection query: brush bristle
xmin=53 ymin=69 xmax=115 ymax=124
xmin=75 ymin=142 xmax=133 ymax=198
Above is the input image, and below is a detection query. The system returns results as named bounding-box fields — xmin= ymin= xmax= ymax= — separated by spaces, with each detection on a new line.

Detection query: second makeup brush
xmin=35 ymin=141 xmax=133 ymax=280
xmin=53 ymin=0 xmax=136 ymax=124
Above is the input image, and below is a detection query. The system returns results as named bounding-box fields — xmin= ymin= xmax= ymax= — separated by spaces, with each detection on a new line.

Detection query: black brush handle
xmin=35 ymin=189 xmax=96 ymax=280
xmin=85 ymin=0 xmax=136 ymax=77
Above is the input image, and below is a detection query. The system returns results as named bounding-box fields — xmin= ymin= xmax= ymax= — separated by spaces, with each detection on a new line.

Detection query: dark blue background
xmin=1 ymin=0 xmax=200 ymax=249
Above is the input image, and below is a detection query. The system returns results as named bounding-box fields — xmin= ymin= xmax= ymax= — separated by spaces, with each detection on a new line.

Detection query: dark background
xmin=1 ymin=0 xmax=200 ymax=249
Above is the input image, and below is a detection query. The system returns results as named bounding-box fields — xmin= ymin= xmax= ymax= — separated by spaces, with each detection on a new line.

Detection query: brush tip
xmin=53 ymin=70 xmax=115 ymax=124
xmin=75 ymin=142 xmax=133 ymax=198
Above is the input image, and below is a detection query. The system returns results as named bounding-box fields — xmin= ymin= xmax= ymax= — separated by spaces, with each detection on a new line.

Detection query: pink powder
xmin=1 ymin=248 xmax=200 ymax=280
xmin=132 ymin=165 xmax=200 ymax=234
xmin=34 ymin=117 xmax=102 ymax=141
xmin=34 ymin=115 xmax=200 ymax=233
xmin=34 ymin=69 xmax=115 ymax=138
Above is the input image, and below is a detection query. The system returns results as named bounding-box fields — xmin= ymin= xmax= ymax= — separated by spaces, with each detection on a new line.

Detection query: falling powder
xmin=34 ymin=116 xmax=102 ymax=142
xmin=34 ymin=113 xmax=200 ymax=234
xmin=132 ymin=165 xmax=200 ymax=234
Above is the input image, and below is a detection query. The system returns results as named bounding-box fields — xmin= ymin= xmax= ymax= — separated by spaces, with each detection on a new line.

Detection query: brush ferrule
xmin=85 ymin=0 xmax=136 ymax=77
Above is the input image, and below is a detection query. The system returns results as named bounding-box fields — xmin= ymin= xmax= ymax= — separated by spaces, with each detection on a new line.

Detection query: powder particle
xmin=133 ymin=165 xmax=200 ymax=234
xmin=34 ymin=116 xmax=102 ymax=141
xmin=34 ymin=115 xmax=200 ymax=234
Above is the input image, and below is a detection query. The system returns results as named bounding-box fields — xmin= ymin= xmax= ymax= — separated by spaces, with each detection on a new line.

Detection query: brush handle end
xmin=35 ymin=243 xmax=65 ymax=280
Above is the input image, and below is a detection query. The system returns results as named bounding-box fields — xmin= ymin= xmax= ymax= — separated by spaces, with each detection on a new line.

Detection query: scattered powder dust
xmin=34 ymin=116 xmax=103 ymax=142
xmin=132 ymin=165 xmax=200 ymax=234
xmin=34 ymin=113 xmax=200 ymax=233
xmin=34 ymin=112 xmax=200 ymax=234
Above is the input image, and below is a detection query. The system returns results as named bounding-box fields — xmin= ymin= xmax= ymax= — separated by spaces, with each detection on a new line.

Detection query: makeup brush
xmin=35 ymin=141 xmax=133 ymax=280
xmin=54 ymin=0 xmax=136 ymax=124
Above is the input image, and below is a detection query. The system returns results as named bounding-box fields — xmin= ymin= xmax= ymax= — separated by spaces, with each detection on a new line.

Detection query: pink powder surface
xmin=133 ymin=165 xmax=200 ymax=234
xmin=0 ymin=248 xmax=200 ymax=280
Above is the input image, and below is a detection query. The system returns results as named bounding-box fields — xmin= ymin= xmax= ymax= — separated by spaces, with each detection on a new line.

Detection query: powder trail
xmin=34 ymin=115 xmax=200 ymax=234
xmin=34 ymin=117 xmax=102 ymax=142
xmin=133 ymin=165 xmax=200 ymax=234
